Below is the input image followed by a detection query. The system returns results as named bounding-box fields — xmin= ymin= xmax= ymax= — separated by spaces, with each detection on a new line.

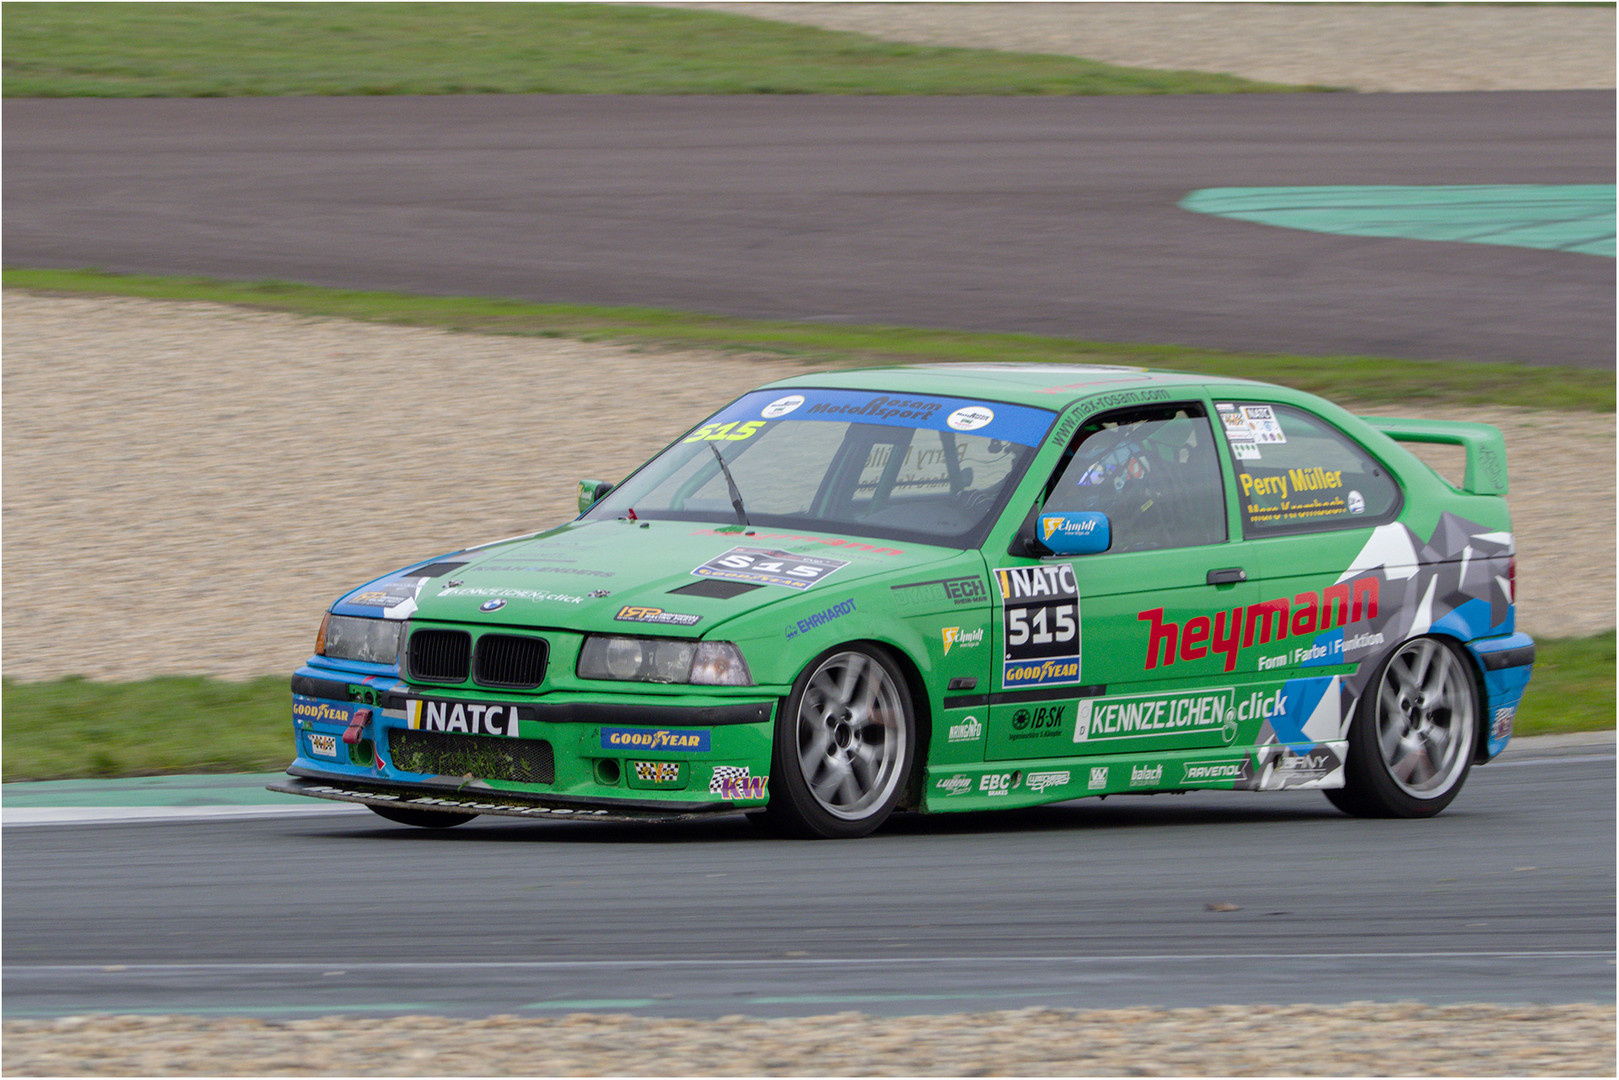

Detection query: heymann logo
xmin=1139 ymin=576 xmax=1379 ymax=673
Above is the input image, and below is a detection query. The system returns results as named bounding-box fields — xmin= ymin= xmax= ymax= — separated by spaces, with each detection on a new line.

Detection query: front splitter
xmin=267 ymin=775 xmax=737 ymax=824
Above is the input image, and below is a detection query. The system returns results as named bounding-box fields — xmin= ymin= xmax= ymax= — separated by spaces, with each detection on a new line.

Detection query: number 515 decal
xmin=684 ymin=421 xmax=765 ymax=443
xmin=693 ymin=547 xmax=850 ymax=590
xmin=995 ymin=564 xmax=1083 ymax=687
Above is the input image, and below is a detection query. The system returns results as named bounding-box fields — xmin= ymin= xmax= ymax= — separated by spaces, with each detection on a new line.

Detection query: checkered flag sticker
xmin=710 ymin=765 xmax=751 ymax=794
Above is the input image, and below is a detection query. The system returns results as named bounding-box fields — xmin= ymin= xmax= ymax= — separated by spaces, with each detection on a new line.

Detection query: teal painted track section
xmin=2 ymin=773 xmax=296 ymax=809
xmin=1180 ymin=184 xmax=1616 ymax=256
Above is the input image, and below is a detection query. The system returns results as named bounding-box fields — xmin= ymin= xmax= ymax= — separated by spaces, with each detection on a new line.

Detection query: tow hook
xmin=343 ymin=708 xmax=373 ymax=745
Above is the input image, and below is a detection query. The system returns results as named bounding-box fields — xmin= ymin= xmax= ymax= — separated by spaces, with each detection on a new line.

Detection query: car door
xmin=986 ymin=400 xmax=1257 ymax=761
xmin=1205 ymin=399 xmax=1407 ymax=775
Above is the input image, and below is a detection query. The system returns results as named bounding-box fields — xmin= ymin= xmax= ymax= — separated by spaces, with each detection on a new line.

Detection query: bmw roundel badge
xmin=479 ymin=599 xmax=507 ymax=612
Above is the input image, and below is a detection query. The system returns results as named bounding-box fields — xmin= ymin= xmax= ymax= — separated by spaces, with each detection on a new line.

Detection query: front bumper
xmin=282 ymin=664 xmax=778 ymax=812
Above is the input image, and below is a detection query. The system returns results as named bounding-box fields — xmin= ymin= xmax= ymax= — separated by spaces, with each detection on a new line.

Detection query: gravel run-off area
xmin=3 ymin=292 xmax=1611 ymax=683
xmin=4 ymin=1004 xmax=1616 ymax=1076
xmin=655 ymin=2 xmax=1617 ymax=93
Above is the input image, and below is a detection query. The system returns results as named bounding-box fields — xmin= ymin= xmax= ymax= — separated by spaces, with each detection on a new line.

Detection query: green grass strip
xmin=2 ymin=676 xmax=291 ymax=782
xmin=6 ymin=267 xmax=1610 ymax=412
xmin=1 ymin=635 xmax=1609 ymax=782
xmin=2 ymin=2 xmax=1311 ymax=98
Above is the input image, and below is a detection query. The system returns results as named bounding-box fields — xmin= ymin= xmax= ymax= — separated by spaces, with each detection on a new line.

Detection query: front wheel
xmin=368 ymin=804 xmax=477 ymax=829
xmin=1327 ymin=636 xmax=1478 ymax=818
xmin=762 ymin=645 xmax=916 ymax=839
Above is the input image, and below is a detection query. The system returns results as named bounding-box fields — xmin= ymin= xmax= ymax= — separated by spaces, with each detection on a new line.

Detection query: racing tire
xmin=762 ymin=644 xmax=916 ymax=839
xmin=367 ymin=804 xmax=478 ymax=829
xmin=1327 ymin=636 xmax=1479 ymax=819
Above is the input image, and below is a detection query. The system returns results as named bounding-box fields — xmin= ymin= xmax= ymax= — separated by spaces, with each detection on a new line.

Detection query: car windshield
xmin=584 ymin=388 xmax=1056 ymax=547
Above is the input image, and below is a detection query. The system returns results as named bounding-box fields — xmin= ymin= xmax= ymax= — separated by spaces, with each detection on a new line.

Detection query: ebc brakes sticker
xmin=995 ymin=564 xmax=1082 ymax=688
xmin=692 ymin=547 xmax=848 ymax=590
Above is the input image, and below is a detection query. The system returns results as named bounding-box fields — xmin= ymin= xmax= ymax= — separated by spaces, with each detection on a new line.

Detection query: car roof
xmin=758 ymin=363 xmax=1278 ymax=411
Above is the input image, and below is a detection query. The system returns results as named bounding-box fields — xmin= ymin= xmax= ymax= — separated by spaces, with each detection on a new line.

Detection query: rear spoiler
xmin=1361 ymin=417 xmax=1508 ymax=495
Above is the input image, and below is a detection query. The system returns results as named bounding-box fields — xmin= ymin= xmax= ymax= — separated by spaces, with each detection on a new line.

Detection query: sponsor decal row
xmin=931 ymin=756 xmax=1272 ymax=797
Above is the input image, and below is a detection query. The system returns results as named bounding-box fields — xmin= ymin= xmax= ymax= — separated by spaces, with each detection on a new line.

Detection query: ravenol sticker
xmin=603 ymin=728 xmax=710 ymax=752
xmin=308 ymin=733 xmax=339 ymax=758
xmin=615 ymin=605 xmax=701 ymax=627
xmin=1181 ymin=756 xmax=1253 ymax=784
xmin=407 ymin=699 xmax=520 ymax=738
xmin=995 ymin=564 xmax=1081 ymax=688
xmin=693 ymin=547 xmax=848 ymax=590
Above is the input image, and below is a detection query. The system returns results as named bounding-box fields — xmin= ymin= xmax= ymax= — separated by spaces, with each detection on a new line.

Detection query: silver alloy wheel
xmin=795 ymin=651 xmax=908 ymax=820
xmin=1372 ymin=638 xmax=1476 ymax=798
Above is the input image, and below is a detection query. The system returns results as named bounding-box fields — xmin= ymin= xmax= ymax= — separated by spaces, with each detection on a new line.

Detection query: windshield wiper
xmin=708 ymin=443 xmax=751 ymax=528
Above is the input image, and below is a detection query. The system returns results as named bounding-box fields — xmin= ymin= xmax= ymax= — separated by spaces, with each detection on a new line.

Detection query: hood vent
xmin=668 ymin=580 xmax=763 ymax=599
xmin=409 ymin=561 xmax=470 ymax=579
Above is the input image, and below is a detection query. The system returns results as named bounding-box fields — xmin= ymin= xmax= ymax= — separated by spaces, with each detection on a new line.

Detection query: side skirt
xmin=922 ymin=740 xmax=1348 ymax=811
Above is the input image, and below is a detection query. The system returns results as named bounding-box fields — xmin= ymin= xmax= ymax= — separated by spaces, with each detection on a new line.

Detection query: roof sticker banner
xmin=704 ymin=389 xmax=1055 ymax=448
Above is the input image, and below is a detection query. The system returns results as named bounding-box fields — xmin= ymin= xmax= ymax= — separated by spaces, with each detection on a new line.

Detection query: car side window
xmin=1043 ymin=403 xmax=1227 ymax=552
xmin=1217 ymin=402 xmax=1400 ymax=534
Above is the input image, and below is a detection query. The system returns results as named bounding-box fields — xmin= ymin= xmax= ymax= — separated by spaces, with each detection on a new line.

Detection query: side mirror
xmin=577 ymin=479 xmax=614 ymax=514
xmin=1036 ymin=511 xmax=1111 ymax=556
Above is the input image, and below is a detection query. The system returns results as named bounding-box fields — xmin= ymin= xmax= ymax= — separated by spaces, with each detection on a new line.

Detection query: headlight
xmin=318 ymin=614 xmax=403 ymax=665
xmin=578 ymin=636 xmax=751 ymax=686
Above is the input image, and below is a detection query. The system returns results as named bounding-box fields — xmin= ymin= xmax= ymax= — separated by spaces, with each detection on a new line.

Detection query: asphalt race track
xmin=5 ymin=741 xmax=1612 ymax=1019
xmin=4 ymin=92 xmax=1613 ymax=367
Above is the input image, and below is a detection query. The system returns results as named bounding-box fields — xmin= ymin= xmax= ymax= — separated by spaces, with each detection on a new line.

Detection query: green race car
xmin=273 ymin=365 xmax=1533 ymax=838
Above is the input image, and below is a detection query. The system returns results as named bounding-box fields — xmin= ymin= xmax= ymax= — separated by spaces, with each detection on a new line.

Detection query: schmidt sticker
xmin=479 ymin=599 xmax=507 ymax=612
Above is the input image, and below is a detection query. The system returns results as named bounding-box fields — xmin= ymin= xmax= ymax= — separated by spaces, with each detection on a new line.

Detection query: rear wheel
xmin=368 ymin=804 xmax=477 ymax=829
xmin=1327 ymin=636 xmax=1478 ymax=818
xmin=763 ymin=645 xmax=915 ymax=839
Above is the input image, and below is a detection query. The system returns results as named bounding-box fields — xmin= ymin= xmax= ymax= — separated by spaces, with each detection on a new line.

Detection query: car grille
xmin=388 ymin=728 xmax=555 ymax=785
xmin=475 ymin=634 xmax=547 ymax=689
xmin=409 ymin=629 xmax=471 ymax=683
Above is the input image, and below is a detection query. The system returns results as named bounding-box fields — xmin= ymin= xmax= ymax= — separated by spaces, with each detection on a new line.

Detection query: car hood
xmin=332 ymin=519 xmax=960 ymax=635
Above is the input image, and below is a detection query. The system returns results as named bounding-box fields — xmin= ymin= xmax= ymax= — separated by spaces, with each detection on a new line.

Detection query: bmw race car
xmin=272 ymin=365 xmax=1534 ymax=838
